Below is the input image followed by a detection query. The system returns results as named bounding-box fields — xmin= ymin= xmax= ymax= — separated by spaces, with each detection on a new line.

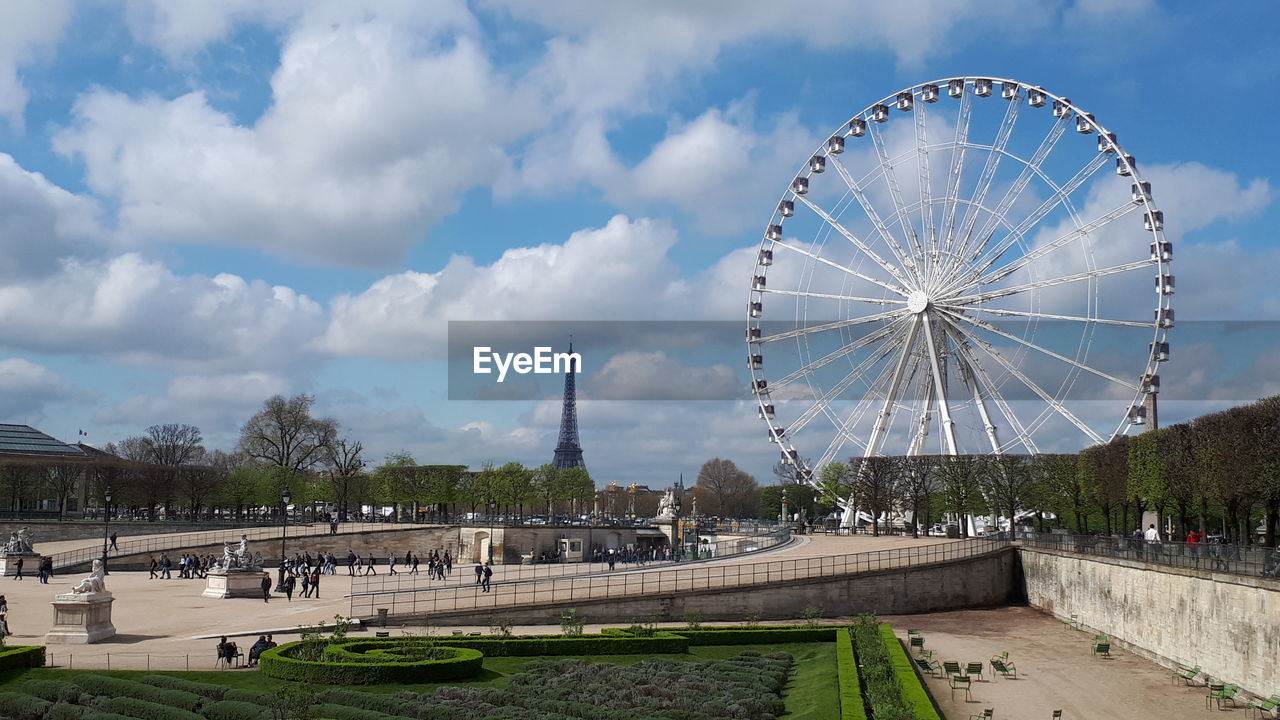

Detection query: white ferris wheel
xmin=746 ymin=77 xmax=1172 ymax=524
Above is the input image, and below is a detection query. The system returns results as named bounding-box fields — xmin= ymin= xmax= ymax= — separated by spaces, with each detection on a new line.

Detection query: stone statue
xmin=217 ymin=535 xmax=258 ymax=572
xmin=16 ymin=526 xmax=34 ymax=553
xmin=71 ymin=559 xmax=107 ymax=594
xmin=655 ymin=488 xmax=677 ymax=519
xmin=3 ymin=533 xmax=18 ymax=554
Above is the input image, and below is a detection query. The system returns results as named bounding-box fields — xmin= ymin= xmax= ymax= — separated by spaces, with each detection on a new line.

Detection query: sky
xmin=1 ymin=1 xmax=1278 ymax=488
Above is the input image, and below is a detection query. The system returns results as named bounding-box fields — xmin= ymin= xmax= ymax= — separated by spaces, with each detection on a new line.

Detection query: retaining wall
xmin=1019 ymin=546 xmax=1279 ymax=697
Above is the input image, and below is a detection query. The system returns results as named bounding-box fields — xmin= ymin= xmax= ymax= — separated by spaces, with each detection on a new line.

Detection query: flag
xmin=78 ymin=429 xmax=87 ymax=437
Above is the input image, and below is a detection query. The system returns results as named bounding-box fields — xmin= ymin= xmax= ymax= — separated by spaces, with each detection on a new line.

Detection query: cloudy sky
xmin=1 ymin=1 xmax=1277 ymax=486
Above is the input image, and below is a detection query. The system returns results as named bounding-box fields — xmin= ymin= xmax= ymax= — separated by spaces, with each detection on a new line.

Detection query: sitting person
xmin=247 ymin=635 xmax=270 ymax=665
xmin=216 ymin=636 xmax=239 ymax=666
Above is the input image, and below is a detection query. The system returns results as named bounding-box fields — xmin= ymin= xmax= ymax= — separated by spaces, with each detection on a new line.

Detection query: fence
xmin=1015 ymin=531 xmax=1280 ymax=579
xmin=349 ymin=534 xmax=1011 ymax=618
xmin=48 ymin=521 xmax=436 ymax=570
xmin=44 ymin=651 xmax=214 ymax=671
xmin=348 ymin=527 xmax=793 ymax=596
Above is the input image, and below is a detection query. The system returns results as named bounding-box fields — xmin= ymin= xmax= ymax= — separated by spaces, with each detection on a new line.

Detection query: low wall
xmin=409 ymin=547 xmax=1019 ymax=625
xmin=0 ymin=520 xmax=275 ymax=544
xmin=1019 ymin=546 xmax=1279 ymax=696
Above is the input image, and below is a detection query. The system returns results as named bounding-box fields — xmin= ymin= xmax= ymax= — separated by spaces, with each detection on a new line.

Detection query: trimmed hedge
xmin=0 ymin=646 xmax=45 ymax=670
xmin=672 ymin=626 xmax=841 ymax=645
xmin=0 ymin=691 xmax=51 ymax=720
xmin=70 ymin=674 xmax=204 ymax=712
xmin=313 ymin=703 xmax=406 ymax=720
xmin=19 ymin=679 xmax=81 ymax=703
xmin=95 ymin=696 xmax=204 ymax=720
xmin=202 ymin=700 xmax=271 ymax=720
xmin=45 ymin=702 xmax=92 ymax=720
xmin=138 ymin=674 xmax=228 ymax=701
xmin=440 ymin=633 xmax=690 ymax=656
xmin=878 ymin=624 xmax=943 ymax=720
xmin=836 ymin=629 xmax=868 ymax=720
xmin=260 ymin=642 xmax=482 ymax=685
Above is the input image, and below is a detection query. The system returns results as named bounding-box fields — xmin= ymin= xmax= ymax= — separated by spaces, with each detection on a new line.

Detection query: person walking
xmin=474 ymin=562 xmax=483 ymax=584
xmin=388 ymin=552 xmax=398 ymax=576
xmin=346 ymin=551 xmax=357 ymax=576
xmin=299 ymin=571 xmax=311 ymax=598
xmin=410 ymin=554 xmax=420 ymax=575
xmin=1144 ymin=523 xmax=1161 ymax=561
xmin=308 ymin=568 xmax=320 ymax=599
xmin=444 ymin=551 xmax=452 ymax=576
xmin=481 ymin=563 xmax=492 ymax=593
xmin=13 ymin=557 xmax=23 ymax=581
xmin=149 ymin=556 xmax=158 ymax=579
xmin=261 ymin=574 xmax=271 ymax=603
xmin=108 ymin=532 xmax=118 ymax=551
xmin=160 ymin=554 xmax=172 ymax=579
xmin=364 ymin=553 xmax=377 ymax=576
xmin=283 ymin=574 xmax=296 ymax=602
xmin=329 ymin=519 xmax=338 ymax=535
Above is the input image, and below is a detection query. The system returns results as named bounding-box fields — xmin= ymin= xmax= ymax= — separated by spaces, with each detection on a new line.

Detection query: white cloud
xmin=584 ymin=351 xmax=740 ymax=401
xmin=0 ymin=358 xmax=82 ymax=424
xmin=0 ymin=154 xmax=107 ymax=280
xmin=0 ymin=1 xmax=74 ymax=129
xmin=0 ymin=254 xmax=325 ymax=372
xmin=55 ymin=11 xmax=542 ymax=267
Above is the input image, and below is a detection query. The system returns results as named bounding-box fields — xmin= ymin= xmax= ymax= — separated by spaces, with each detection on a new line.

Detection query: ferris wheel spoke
xmin=913 ymin=96 xmax=941 ymax=288
xmin=770 ymin=239 xmax=909 ymax=296
xmin=770 ymin=321 xmax=905 ymax=390
xmin=756 ymin=308 xmax=905 ymax=344
xmin=940 ymin=308 xmax=1139 ymax=390
xmin=761 ymin=288 xmax=904 ymax=306
xmin=950 ymin=95 xmax=1021 ymax=274
xmin=783 ymin=335 xmax=906 ymax=438
xmin=943 ymin=259 xmax=1154 ymax=306
xmin=862 ymin=315 xmax=922 ymax=459
xmin=791 ymin=195 xmax=915 ymax=290
xmin=937 ymin=304 xmax=1150 ymax=328
xmin=941 ymin=316 xmax=1039 ymax=454
xmin=921 ymin=317 xmax=959 ymax=454
xmin=963 ymin=115 xmax=1071 ymax=270
xmin=906 ymin=374 xmax=936 ymax=456
xmin=869 ymin=113 xmax=928 ymax=270
xmin=827 ymin=155 xmax=920 ymax=281
xmin=943 ymin=322 xmax=1002 ymax=454
xmin=973 ymin=201 xmax=1141 ymax=287
xmin=943 ymin=312 xmax=1105 ymax=445
xmin=940 ymin=90 xmax=974 ymax=262
xmin=812 ymin=351 xmax=905 ymax=466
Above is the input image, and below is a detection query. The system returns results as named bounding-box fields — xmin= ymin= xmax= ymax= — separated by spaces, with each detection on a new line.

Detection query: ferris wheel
xmin=746 ymin=77 xmax=1172 ymax=522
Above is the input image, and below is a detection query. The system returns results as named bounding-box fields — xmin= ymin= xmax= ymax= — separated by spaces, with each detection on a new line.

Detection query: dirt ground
xmin=880 ymin=606 xmax=1240 ymax=720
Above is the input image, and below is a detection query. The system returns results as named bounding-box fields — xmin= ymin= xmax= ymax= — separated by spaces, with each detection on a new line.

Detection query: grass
xmin=0 ymin=641 xmax=837 ymax=716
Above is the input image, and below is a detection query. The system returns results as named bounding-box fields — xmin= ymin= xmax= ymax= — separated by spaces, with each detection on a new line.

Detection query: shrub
xmin=46 ymin=702 xmax=92 ymax=720
xmin=0 ymin=692 xmax=51 ymax=720
xmin=77 ymin=713 xmax=136 ymax=720
xmin=318 ymin=689 xmax=415 ymax=716
xmin=851 ymin=616 xmax=912 ymax=720
xmin=560 ymin=608 xmax=586 ymax=637
xmin=682 ymin=608 xmax=704 ymax=630
xmin=313 ymin=704 xmax=403 ymax=720
xmin=223 ymin=688 xmax=276 ymax=705
xmin=0 ymin=646 xmax=45 ymax=670
xmin=836 ymin=629 xmax=868 ymax=720
xmin=260 ymin=642 xmax=482 ymax=685
xmin=96 ymin=697 xmax=204 ymax=720
xmin=200 ymin=701 xmax=271 ymax=720
xmin=19 ymin=678 xmax=80 ymax=703
xmin=801 ymin=606 xmax=823 ymax=627
xmin=878 ymin=624 xmax=943 ymax=720
xmin=72 ymin=674 xmax=203 ymax=712
xmin=138 ymin=674 xmax=227 ymax=701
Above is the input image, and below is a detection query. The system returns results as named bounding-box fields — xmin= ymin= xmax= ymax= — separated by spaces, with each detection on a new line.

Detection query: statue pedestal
xmin=0 ymin=552 xmax=40 ymax=577
xmin=654 ymin=517 xmax=677 ymax=546
xmin=46 ymin=592 xmax=116 ymax=644
xmin=203 ymin=569 xmax=269 ymax=599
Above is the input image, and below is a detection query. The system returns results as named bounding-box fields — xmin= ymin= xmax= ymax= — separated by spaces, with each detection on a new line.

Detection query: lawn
xmin=0 ymin=641 xmax=837 ymax=717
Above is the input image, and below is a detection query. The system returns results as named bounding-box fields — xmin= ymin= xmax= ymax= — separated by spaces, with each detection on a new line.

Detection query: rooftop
xmin=0 ymin=424 xmax=86 ymax=459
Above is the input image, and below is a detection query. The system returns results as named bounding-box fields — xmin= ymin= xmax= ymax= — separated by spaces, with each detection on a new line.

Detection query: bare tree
xmin=938 ymin=455 xmax=983 ymax=538
xmin=979 ymin=455 xmax=1038 ymax=533
xmin=849 ymin=456 xmax=902 ymax=536
xmin=900 ymin=456 xmax=940 ymax=538
xmin=324 ymin=438 xmax=365 ymax=521
xmin=695 ymin=458 xmax=758 ymax=518
xmin=45 ymin=464 xmax=83 ymax=520
xmin=238 ymin=394 xmax=337 ymax=476
xmin=144 ymin=424 xmax=204 ymax=466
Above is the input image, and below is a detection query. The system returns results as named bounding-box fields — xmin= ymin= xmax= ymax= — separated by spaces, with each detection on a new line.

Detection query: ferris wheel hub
xmin=906 ymin=290 xmax=930 ymax=314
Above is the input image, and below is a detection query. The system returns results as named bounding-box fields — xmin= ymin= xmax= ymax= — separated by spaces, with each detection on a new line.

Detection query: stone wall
xmin=0 ymin=520 xmax=272 ymax=544
xmin=1019 ymin=546 xmax=1280 ymax=697
xmin=417 ymin=547 xmax=1019 ymax=625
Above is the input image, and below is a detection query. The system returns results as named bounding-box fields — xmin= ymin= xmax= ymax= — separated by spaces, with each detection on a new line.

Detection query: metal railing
xmin=1015 ymin=531 xmax=1280 ymax=580
xmin=48 ymin=521 xmax=440 ymax=570
xmin=348 ymin=528 xmax=793 ymax=596
xmin=349 ymin=534 xmax=1011 ymax=618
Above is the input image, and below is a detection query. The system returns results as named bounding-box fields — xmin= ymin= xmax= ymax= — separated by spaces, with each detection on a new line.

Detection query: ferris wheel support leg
xmin=863 ymin=316 xmax=922 ymax=462
xmin=921 ymin=317 xmax=959 ymax=455
xmin=908 ymin=378 xmax=935 ymax=457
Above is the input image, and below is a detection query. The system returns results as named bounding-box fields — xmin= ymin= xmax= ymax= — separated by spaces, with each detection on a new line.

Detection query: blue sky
xmin=1 ymin=1 xmax=1277 ymax=486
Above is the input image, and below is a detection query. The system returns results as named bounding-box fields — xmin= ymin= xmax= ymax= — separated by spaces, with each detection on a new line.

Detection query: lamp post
xmin=101 ymin=487 xmax=112 ymax=575
xmin=274 ymin=486 xmax=291 ymax=592
xmin=487 ymin=495 xmax=495 ymax=565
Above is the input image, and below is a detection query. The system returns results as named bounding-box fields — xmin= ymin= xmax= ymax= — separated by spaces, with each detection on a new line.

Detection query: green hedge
xmin=0 ymin=646 xmax=45 ymax=671
xmin=202 ymin=700 xmax=271 ymax=720
xmin=45 ymin=703 xmax=91 ymax=720
xmin=313 ymin=704 xmax=404 ymax=720
xmin=412 ymin=633 xmax=689 ymax=657
xmin=259 ymin=642 xmax=483 ymax=685
xmin=95 ymin=696 xmax=204 ymax=720
xmin=671 ymin=627 xmax=841 ymax=645
xmin=19 ymin=679 xmax=81 ymax=703
xmin=837 ymin=629 xmax=868 ymax=720
xmin=878 ymin=624 xmax=943 ymax=720
xmin=138 ymin=674 xmax=228 ymax=701
xmin=70 ymin=674 xmax=203 ymax=712
xmin=0 ymin=691 xmax=51 ymax=720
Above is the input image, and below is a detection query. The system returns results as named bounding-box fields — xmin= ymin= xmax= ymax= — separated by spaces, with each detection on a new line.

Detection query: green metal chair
xmin=909 ymin=635 xmax=926 ymax=653
xmin=967 ymin=709 xmax=993 ymax=720
xmin=966 ymin=661 xmax=986 ymax=681
xmin=950 ymin=674 xmax=972 ymax=701
xmin=915 ymin=656 xmax=942 ymax=678
xmin=1091 ymin=641 xmax=1111 ymax=658
xmin=1052 ymin=711 xmax=1062 ymax=720
xmin=990 ymin=658 xmax=1017 ymax=679
xmin=1172 ymin=665 xmax=1201 ymax=686
xmin=1246 ymin=695 xmax=1280 ymax=717
xmin=943 ymin=660 xmax=963 ymax=677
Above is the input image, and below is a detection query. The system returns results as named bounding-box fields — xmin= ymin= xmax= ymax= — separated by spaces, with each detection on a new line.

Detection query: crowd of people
xmin=343 ymin=549 xmax=454 ymax=579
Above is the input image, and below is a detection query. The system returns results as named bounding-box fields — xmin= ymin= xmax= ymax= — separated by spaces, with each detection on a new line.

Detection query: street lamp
xmin=100 ymin=487 xmax=112 ymax=575
xmin=487 ymin=495 xmax=495 ymax=565
xmin=274 ymin=486 xmax=291 ymax=592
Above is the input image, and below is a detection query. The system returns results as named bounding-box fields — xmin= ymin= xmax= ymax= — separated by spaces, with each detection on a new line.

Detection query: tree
xmin=1028 ymin=454 xmax=1077 ymax=531
xmin=1079 ymin=438 xmax=1129 ymax=535
xmin=144 ymin=424 xmax=204 ymax=466
xmin=695 ymin=459 xmax=758 ymax=518
xmin=900 ymin=456 xmax=940 ymax=538
xmin=937 ymin=455 xmax=983 ymax=538
xmin=849 ymin=456 xmax=902 ymax=535
xmin=979 ymin=455 xmax=1037 ymax=532
xmin=45 ymin=464 xmax=83 ymax=520
xmin=238 ymin=394 xmax=337 ymax=479
xmin=1128 ymin=429 xmax=1168 ymax=535
xmin=759 ymin=482 xmax=826 ymax=525
xmin=324 ymin=438 xmax=365 ymax=521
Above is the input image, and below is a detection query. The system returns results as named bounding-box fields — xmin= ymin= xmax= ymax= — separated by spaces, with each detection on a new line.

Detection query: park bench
xmin=1246 ymin=694 xmax=1280 ymax=717
xmin=990 ymin=658 xmax=1017 ymax=679
xmin=914 ymin=656 xmax=942 ymax=678
xmin=1171 ymin=664 xmax=1201 ymax=685
xmin=1090 ymin=641 xmax=1110 ymax=658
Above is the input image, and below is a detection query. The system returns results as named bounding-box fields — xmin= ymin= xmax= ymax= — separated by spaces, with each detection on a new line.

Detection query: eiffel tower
xmin=552 ymin=341 xmax=586 ymax=470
